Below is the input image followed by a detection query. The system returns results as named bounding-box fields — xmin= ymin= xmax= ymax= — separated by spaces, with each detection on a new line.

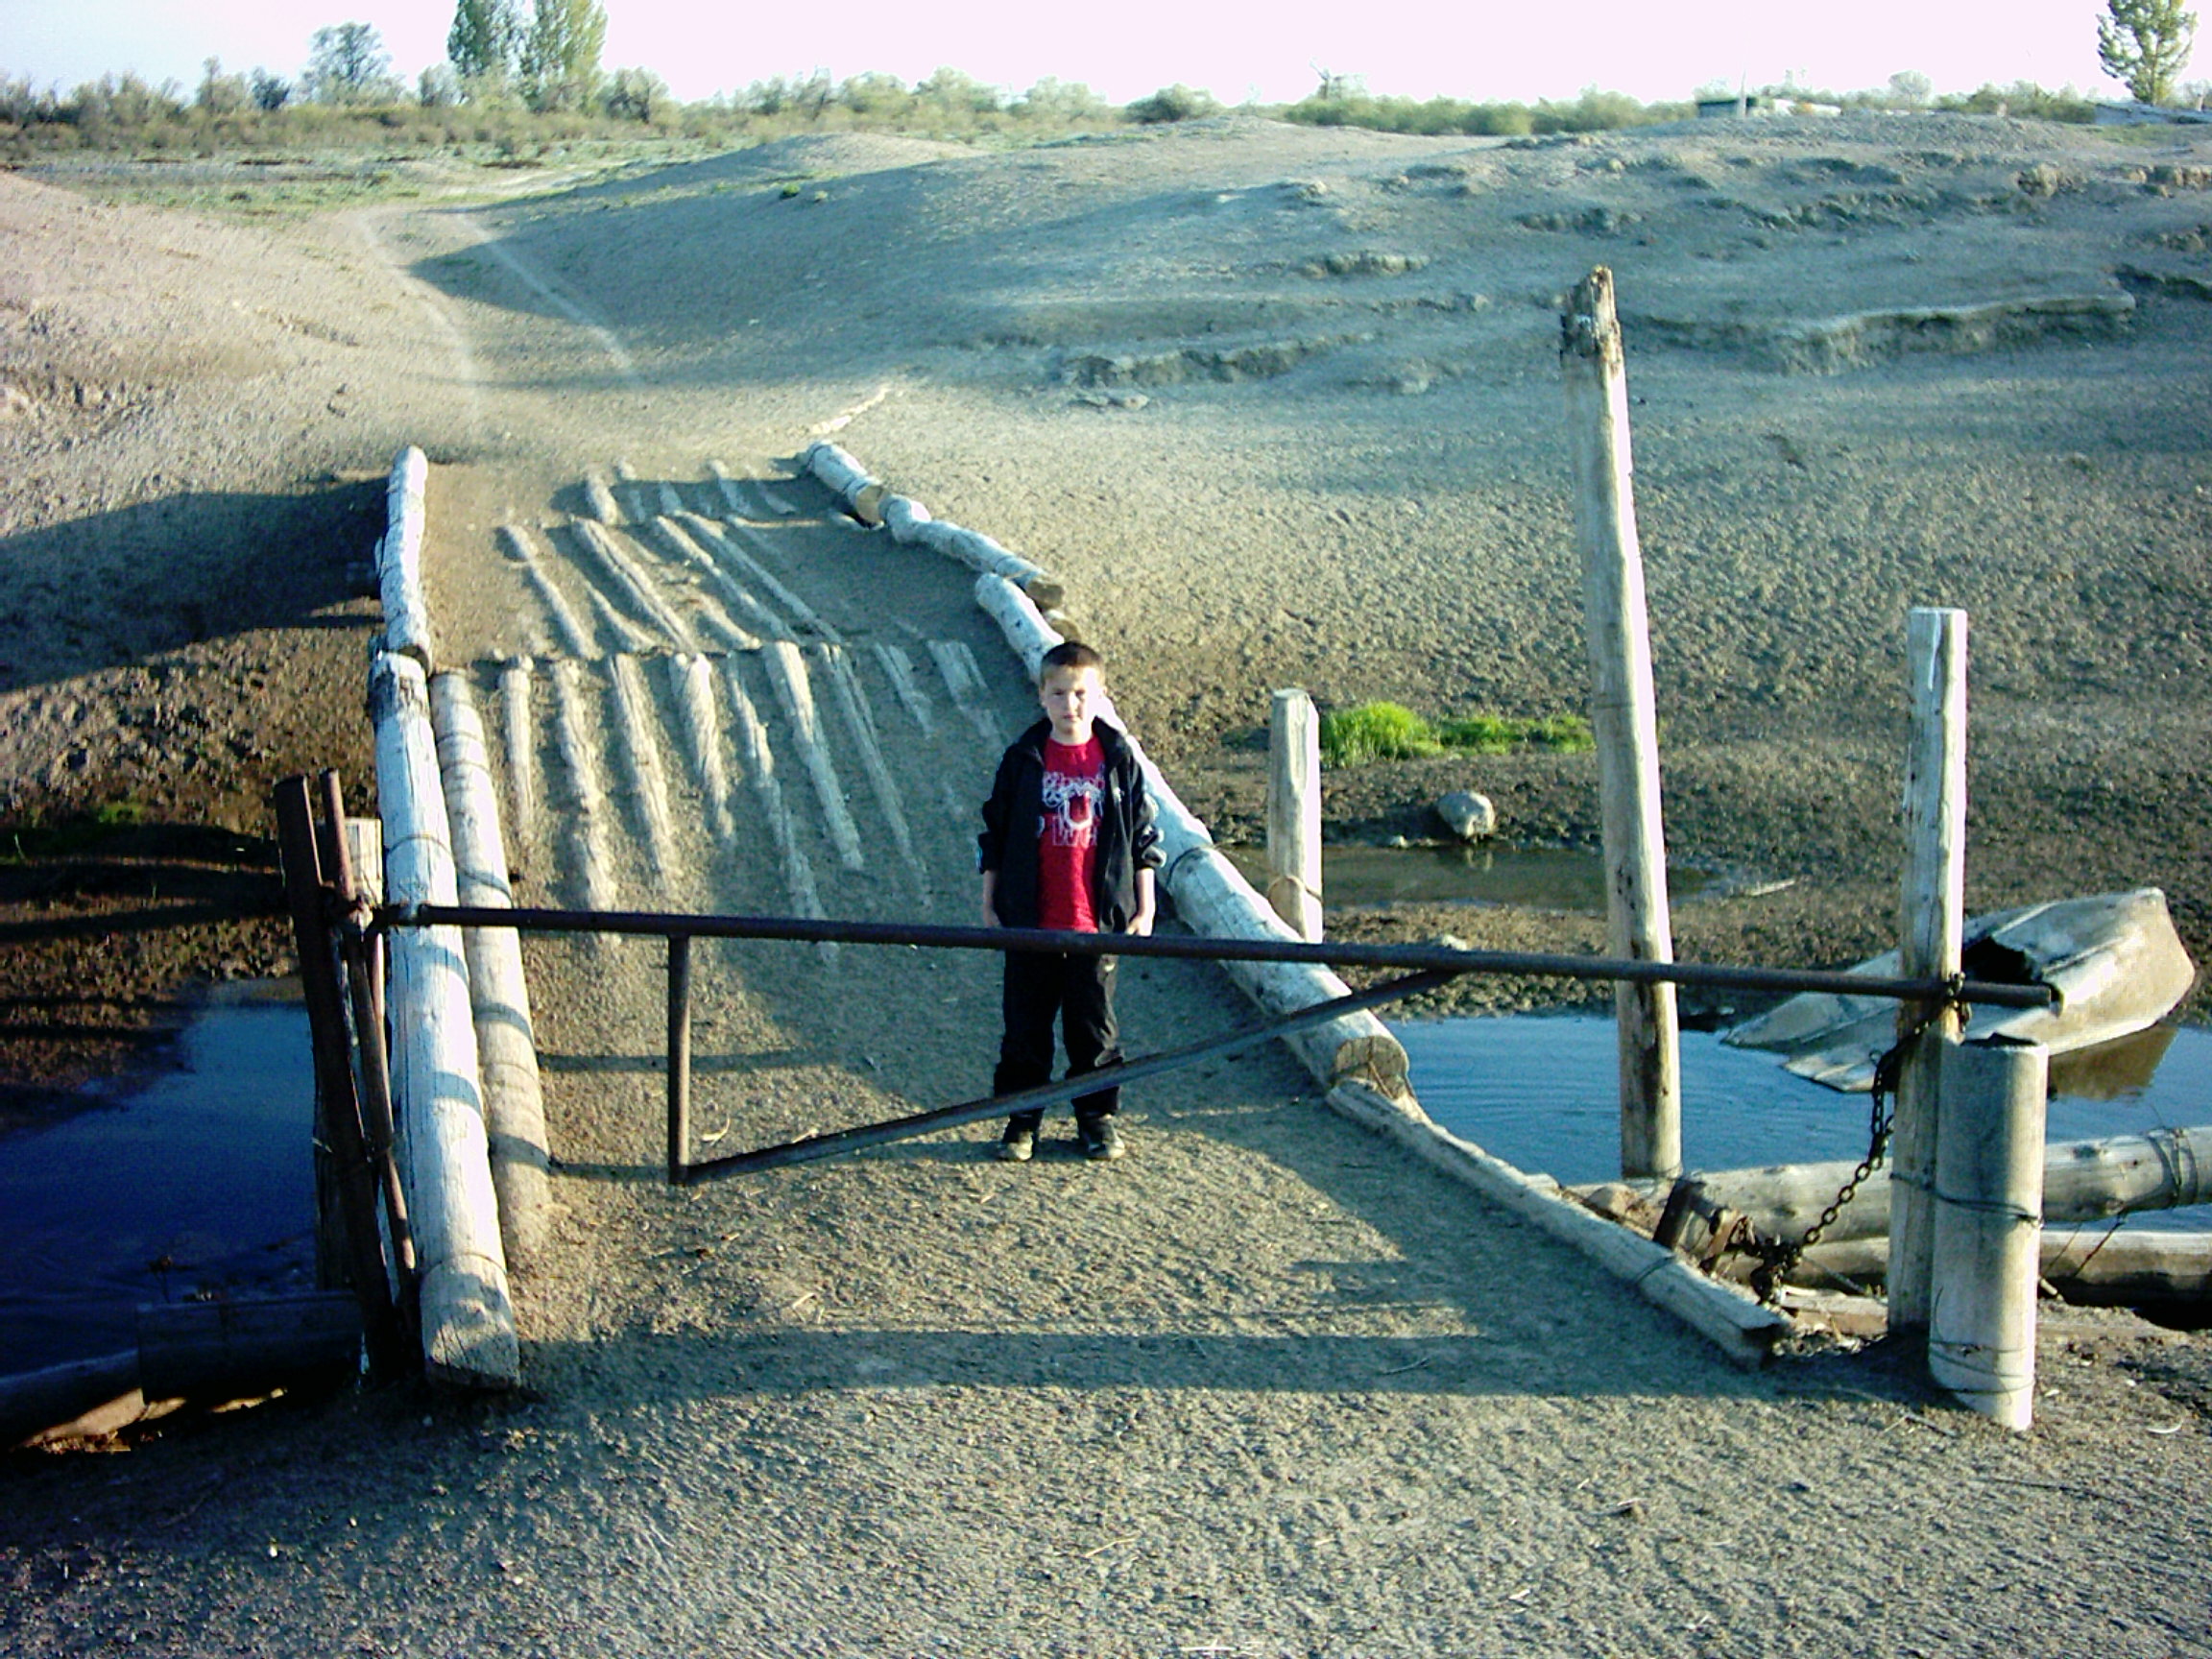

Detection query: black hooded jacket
xmin=977 ymin=717 xmax=1163 ymax=932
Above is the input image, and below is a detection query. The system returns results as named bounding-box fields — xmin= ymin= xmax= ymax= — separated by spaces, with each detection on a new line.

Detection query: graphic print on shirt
xmin=1041 ymin=749 xmax=1103 ymax=850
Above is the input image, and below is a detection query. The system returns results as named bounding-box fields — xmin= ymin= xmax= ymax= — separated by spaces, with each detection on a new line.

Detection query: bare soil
xmin=3 ymin=114 xmax=2210 ymax=1655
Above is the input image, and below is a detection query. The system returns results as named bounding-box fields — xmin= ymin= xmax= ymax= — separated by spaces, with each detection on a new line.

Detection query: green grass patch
xmin=1320 ymin=702 xmax=1593 ymax=767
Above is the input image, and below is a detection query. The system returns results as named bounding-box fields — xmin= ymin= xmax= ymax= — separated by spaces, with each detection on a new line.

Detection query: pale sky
xmin=0 ymin=0 xmax=2147 ymax=108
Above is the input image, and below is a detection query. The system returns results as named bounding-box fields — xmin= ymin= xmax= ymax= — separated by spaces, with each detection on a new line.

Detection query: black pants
xmin=996 ymin=950 xmax=1121 ymax=1135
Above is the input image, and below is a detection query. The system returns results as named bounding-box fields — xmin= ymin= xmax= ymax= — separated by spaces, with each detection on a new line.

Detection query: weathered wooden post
xmin=1889 ymin=607 xmax=1968 ymax=1337
xmin=1267 ymin=688 xmax=1324 ymax=943
xmin=1560 ymin=267 xmax=1681 ymax=1180
xmin=273 ymin=775 xmax=402 ymax=1377
xmin=1929 ymin=1035 xmax=2047 ymax=1429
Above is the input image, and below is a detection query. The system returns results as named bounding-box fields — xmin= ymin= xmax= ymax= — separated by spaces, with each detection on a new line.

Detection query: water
xmin=1224 ymin=842 xmax=1714 ymax=912
xmin=1396 ymin=1014 xmax=2212 ymax=1232
xmin=0 ymin=985 xmax=318 ymax=1377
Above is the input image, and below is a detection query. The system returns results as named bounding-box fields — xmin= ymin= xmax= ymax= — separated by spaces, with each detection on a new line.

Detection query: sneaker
xmin=1079 ymin=1119 xmax=1125 ymax=1163
xmin=996 ymin=1127 xmax=1035 ymax=1163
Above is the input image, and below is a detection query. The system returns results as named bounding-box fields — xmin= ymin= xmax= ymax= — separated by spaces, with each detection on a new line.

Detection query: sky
xmin=0 ymin=0 xmax=2152 ymax=108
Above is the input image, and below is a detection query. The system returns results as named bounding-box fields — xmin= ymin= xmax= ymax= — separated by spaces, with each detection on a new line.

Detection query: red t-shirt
xmin=1036 ymin=734 xmax=1104 ymax=931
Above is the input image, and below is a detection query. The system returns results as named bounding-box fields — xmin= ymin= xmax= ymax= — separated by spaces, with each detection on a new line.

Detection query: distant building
xmin=1695 ymin=94 xmax=1840 ymax=119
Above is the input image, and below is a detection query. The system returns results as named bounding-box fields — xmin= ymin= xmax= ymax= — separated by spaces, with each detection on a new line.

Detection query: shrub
xmin=1320 ymin=703 xmax=1438 ymax=765
xmin=1126 ymin=84 xmax=1217 ymax=124
xmin=1323 ymin=703 xmax=1595 ymax=766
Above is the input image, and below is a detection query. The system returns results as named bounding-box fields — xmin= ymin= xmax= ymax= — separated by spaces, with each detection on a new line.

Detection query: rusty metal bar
xmin=686 ymin=969 xmax=1458 ymax=1181
xmin=382 ymin=902 xmax=2057 ymax=1012
xmin=667 ymin=933 xmax=693 ymax=1186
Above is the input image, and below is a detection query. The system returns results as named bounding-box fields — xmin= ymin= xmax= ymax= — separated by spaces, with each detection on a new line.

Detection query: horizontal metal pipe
xmin=685 ymin=969 xmax=1457 ymax=1181
xmin=381 ymin=902 xmax=2056 ymax=1011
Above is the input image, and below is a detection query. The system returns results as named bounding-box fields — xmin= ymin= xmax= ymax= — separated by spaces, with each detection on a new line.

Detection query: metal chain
xmin=1746 ymin=975 xmax=1968 ymax=1306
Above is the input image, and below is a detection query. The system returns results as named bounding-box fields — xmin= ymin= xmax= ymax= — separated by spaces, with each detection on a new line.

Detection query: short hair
xmin=1038 ymin=640 xmax=1104 ymax=682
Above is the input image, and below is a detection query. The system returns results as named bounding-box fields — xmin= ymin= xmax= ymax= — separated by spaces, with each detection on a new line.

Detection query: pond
xmin=1395 ymin=1014 xmax=2212 ymax=1232
xmin=0 ymin=983 xmax=317 ymax=1378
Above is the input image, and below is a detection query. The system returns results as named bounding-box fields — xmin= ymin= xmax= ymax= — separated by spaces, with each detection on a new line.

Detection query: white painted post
xmin=1890 ymin=607 xmax=1968 ymax=1337
xmin=1267 ymin=688 xmax=1324 ymax=943
xmin=1930 ymin=1035 xmax=2046 ymax=1430
xmin=1560 ymin=267 xmax=1681 ymax=1181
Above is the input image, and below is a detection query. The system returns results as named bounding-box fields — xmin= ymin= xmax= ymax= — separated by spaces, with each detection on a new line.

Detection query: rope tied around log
xmin=1265 ymin=873 xmax=1323 ymax=908
xmin=1746 ymin=975 xmax=1971 ymax=1305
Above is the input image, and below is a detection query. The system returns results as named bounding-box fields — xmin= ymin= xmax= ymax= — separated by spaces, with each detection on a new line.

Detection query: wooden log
xmin=917 ymin=518 xmax=1067 ymax=610
xmin=566 ymin=518 xmax=699 ymax=651
xmin=496 ymin=526 xmax=590 ymax=658
xmin=763 ymin=639 xmax=865 ymax=872
xmin=1560 ymin=268 xmax=1680 ymax=1181
xmin=548 ymin=660 xmax=621 ymax=913
xmin=378 ymin=445 xmax=435 ymax=670
xmin=498 ymin=658 xmax=537 ymax=863
xmin=606 ymin=653 xmax=677 ymax=876
xmin=815 ymin=642 xmax=925 ymax=887
xmin=706 ymin=459 xmax=756 ymax=517
xmin=1591 ymin=1121 xmax=2212 ymax=1246
xmin=926 ymin=637 xmax=1008 ymax=750
xmin=1891 ymin=606 xmax=1968 ymax=1334
xmin=429 ymin=672 xmax=551 ymax=1272
xmin=0 ymin=1353 xmax=141 ymax=1449
xmin=1767 ymin=1228 xmax=2212 ymax=1308
xmin=667 ymin=654 xmax=736 ymax=843
xmin=371 ymin=652 xmax=519 ymax=1390
xmin=881 ymin=493 xmax=932 ymax=544
xmin=722 ymin=661 xmax=833 ymax=951
xmin=804 ymin=440 xmax=878 ymax=503
xmin=1323 ymin=1082 xmax=1788 ymax=1366
xmin=677 ymin=513 xmax=840 ymax=641
xmin=583 ymin=471 xmax=623 ymax=526
xmin=1929 ymin=1037 xmax=2046 ymax=1429
xmin=1267 ymin=688 xmax=1323 ymax=942
xmin=644 ymin=516 xmax=791 ymax=642
xmin=136 ymin=1291 xmax=362 ymax=1399
xmin=870 ymin=641 xmax=935 ymax=733
xmin=974 ymin=573 xmax=1406 ymax=1094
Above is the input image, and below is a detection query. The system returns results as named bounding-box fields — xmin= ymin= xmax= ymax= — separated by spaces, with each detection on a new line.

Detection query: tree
xmin=601 ymin=67 xmax=667 ymax=122
xmin=197 ymin=57 xmax=249 ymax=114
xmin=2098 ymin=0 xmax=2198 ymax=104
xmin=250 ymin=67 xmax=292 ymax=111
xmin=448 ymin=0 xmax=522 ymax=83
xmin=520 ymin=0 xmax=608 ymax=109
xmin=305 ymin=23 xmax=397 ymax=104
xmin=1887 ymin=69 xmax=1935 ymax=107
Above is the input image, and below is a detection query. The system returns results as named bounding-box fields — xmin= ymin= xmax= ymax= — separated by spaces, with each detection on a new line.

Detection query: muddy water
xmin=1396 ymin=1014 xmax=2212 ymax=1231
xmin=0 ymin=983 xmax=317 ymax=1377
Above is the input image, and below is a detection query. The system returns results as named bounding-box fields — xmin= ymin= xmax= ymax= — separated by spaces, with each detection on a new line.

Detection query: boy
xmin=977 ymin=641 xmax=1162 ymax=1163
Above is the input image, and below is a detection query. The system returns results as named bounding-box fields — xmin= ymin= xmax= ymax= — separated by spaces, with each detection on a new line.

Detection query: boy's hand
xmin=980 ymin=871 xmax=999 ymax=927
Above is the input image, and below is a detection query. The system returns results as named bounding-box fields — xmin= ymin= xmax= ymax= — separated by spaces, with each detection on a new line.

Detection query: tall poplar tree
xmin=447 ymin=0 xmax=523 ymax=84
xmin=2099 ymin=0 xmax=2199 ymax=104
xmin=520 ymin=0 xmax=609 ymax=109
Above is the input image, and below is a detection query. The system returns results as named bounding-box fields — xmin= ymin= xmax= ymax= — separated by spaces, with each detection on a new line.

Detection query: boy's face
xmin=1039 ymin=664 xmax=1103 ymax=744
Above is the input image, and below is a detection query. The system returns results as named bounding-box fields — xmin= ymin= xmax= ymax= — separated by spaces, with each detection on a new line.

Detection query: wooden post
xmin=667 ymin=933 xmax=693 ymax=1186
xmin=1560 ymin=267 xmax=1681 ymax=1180
xmin=1267 ymin=689 xmax=1324 ymax=942
xmin=1890 ymin=607 xmax=1968 ymax=1336
xmin=1929 ymin=1036 xmax=2046 ymax=1430
xmin=272 ymin=775 xmax=402 ymax=1378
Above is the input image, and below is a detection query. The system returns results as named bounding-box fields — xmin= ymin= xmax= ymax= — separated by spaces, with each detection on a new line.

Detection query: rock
xmin=1434 ymin=790 xmax=1497 ymax=842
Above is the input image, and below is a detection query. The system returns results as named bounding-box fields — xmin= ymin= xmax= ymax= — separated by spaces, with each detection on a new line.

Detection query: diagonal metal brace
xmin=682 ymin=969 xmax=1457 ymax=1183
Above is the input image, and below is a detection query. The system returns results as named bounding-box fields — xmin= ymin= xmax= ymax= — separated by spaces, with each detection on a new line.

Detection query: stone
xmin=1434 ymin=790 xmax=1497 ymax=842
